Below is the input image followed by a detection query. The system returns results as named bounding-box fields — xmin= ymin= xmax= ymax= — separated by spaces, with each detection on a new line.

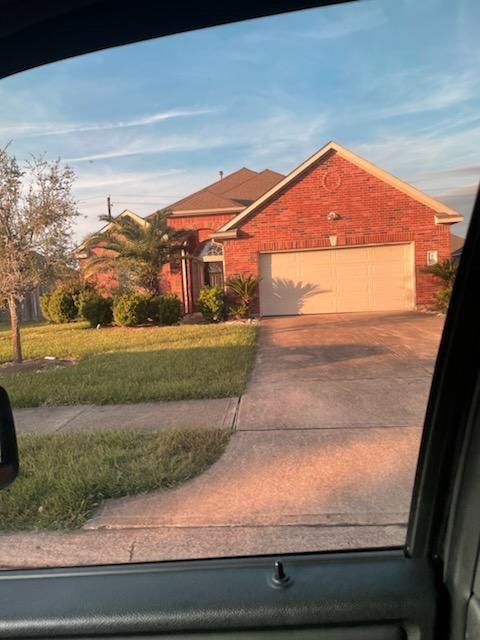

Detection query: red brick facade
xmin=79 ymin=146 xmax=458 ymax=313
xmin=161 ymin=213 xmax=233 ymax=305
xmin=221 ymin=152 xmax=451 ymax=308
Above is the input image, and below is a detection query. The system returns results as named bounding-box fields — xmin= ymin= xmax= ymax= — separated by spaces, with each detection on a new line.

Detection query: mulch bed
xmin=0 ymin=359 xmax=76 ymax=376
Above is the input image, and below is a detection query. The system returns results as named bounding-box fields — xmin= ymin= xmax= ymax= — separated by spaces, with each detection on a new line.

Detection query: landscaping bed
xmin=0 ymin=428 xmax=230 ymax=531
xmin=0 ymin=322 xmax=257 ymax=407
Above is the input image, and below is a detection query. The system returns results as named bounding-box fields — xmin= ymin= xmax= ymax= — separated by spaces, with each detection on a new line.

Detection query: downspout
xmin=181 ymin=247 xmax=189 ymax=315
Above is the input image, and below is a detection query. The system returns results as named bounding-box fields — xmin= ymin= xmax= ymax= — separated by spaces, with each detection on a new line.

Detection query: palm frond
xmin=81 ymin=209 xmax=189 ymax=294
xmin=422 ymin=259 xmax=457 ymax=285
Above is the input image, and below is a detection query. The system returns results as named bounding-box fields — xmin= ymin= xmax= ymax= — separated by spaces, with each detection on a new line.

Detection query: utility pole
xmin=107 ymin=195 xmax=113 ymax=219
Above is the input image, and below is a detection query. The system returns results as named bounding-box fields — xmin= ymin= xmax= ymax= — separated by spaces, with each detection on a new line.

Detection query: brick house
xmin=78 ymin=141 xmax=463 ymax=316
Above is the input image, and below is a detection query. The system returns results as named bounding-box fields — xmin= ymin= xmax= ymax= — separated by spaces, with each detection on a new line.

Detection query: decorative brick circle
xmin=322 ymin=171 xmax=342 ymax=192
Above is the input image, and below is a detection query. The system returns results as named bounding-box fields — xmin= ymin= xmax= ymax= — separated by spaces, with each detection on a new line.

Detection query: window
xmin=0 ymin=0 xmax=475 ymax=571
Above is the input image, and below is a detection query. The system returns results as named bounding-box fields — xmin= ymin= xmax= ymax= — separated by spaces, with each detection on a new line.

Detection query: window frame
xmin=0 ymin=2 xmax=479 ymax=638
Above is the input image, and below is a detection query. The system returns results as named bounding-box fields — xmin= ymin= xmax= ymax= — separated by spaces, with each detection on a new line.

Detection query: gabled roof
xmin=215 ymin=141 xmax=463 ymax=236
xmin=451 ymin=233 xmax=465 ymax=255
xmin=220 ymin=169 xmax=285 ymax=206
xmin=167 ymin=167 xmax=284 ymax=215
xmin=75 ymin=209 xmax=145 ymax=254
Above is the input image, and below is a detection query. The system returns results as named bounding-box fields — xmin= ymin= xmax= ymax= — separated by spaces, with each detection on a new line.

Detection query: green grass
xmin=0 ymin=429 xmax=230 ymax=531
xmin=0 ymin=322 xmax=257 ymax=407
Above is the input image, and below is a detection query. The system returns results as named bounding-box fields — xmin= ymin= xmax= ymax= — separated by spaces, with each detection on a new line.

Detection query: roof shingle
xmin=167 ymin=167 xmax=284 ymax=214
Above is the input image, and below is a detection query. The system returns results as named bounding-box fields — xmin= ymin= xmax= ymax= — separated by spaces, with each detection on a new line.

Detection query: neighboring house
xmin=78 ymin=141 xmax=463 ymax=316
xmin=0 ymin=285 xmax=50 ymax=323
xmin=450 ymin=233 xmax=465 ymax=263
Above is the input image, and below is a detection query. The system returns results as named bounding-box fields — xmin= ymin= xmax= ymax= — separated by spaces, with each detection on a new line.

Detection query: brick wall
xmin=167 ymin=212 xmax=235 ymax=310
xmin=168 ymin=212 xmax=233 ymax=243
xmin=221 ymin=151 xmax=452 ymax=308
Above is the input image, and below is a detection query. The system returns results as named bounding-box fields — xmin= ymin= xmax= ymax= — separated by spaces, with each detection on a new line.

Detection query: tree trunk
xmin=8 ymin=296 xmax=22 ymax=363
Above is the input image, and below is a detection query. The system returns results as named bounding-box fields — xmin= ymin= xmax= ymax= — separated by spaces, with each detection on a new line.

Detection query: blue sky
xmin=0 ymin=0 xmax=478 ymax=240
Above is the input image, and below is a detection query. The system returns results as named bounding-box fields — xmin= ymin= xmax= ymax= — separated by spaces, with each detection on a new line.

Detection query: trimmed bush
xmin=113 ymin=293 xmax=149 ymax=327
xmin=198 ymin=285 xmax=226 ymax=323
xmin=148 ymin=294 xmax=182 ymax=325
xmin=74 ymin=288 xmax=97 ymax=319
xmin=82 ymin=295 xmax=113 ymax=327
xmin=39 ymin=294 xmax=53 ymax=322
xmin=48 ymin=288 xmax=77 ymax=324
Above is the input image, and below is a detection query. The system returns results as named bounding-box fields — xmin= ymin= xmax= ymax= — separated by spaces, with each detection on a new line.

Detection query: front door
xmin=190 ymin=258 xmax=204 ymax=310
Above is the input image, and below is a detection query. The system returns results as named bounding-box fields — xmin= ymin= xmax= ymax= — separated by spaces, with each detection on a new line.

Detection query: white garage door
xmin=259 ymin=243 xmax=415 ymax=316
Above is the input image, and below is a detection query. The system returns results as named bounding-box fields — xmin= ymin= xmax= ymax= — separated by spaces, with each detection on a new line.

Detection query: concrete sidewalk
xmin=85 ymin=426 xmax=420 ymax=530
xmin=0 ymin=524 xmax=406 ymax=570
xmin=13 ymin=397 xmax=239 ymax=434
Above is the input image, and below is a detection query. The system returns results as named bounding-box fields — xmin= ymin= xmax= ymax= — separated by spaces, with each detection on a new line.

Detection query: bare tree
xmin=0 ymin=147 xmax=78 ymax=362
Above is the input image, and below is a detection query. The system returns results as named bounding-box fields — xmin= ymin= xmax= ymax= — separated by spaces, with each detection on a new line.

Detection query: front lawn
xmin=0 ymin=428 xmax=230 ymax=531
xmin=0 ymin=322 xmax=257 ymax=407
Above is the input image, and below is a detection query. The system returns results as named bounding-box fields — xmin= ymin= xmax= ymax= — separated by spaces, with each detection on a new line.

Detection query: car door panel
xmin=0 ymin=552 xmax=435 ymax=638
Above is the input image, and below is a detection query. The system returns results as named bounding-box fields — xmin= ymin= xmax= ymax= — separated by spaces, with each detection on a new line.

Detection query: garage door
xmin=259 ymin=243 xmax=415 ymax=316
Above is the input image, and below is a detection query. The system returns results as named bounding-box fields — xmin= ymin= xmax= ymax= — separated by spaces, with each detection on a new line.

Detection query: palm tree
xmin=82 ymin=210 xmax=188 ymax=295
xmin=227 ymin=273 xmax=261 ymax=317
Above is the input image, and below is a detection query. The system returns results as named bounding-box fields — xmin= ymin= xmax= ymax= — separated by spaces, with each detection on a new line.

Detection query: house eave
xmin=212 ymin=229 xmax=239 ymax=240
xmin=435 ymin=214 xmax=464 ymax=225
xmin=169 ymin=207 xmax=244 ymax=217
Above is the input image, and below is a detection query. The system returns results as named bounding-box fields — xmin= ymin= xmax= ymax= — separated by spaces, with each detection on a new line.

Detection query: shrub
xmin=47 ymin=288 xmax=77 ymax=323
xmin=436 ymin=286 xmax=452 ymax=312
xmin=228 ymin=303 xmax=249 ymax=319
xmin=422 ymin=259 xmax=457 ymax=312
xmin=422 ymin=259 xmax=457 ymax=287
xmin=39 ymin=293 xmax=53 ymax=322
xmin=113 ymin=293 xmax=149 ymax=326
xmin=197 ymin=285 xmax=226 ymax=323
xmin=81 ymin=294 xmax=113 ymax=327
xmin=148 ymin=294 xmax=182 ymax=325
xmin=74 ymin=287 xmax=97 ymax=319
xmin=227 ymin=273 xmax=260 ymax=318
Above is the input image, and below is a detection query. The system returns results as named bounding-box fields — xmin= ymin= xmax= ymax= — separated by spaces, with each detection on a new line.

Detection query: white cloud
xmin=0 ymin=108 xmax=216 ymax=139
xmin=65 ymin=107 xmax=328 ymax=165
xmin=415 ymin=165 xmax=480 ymax=180
xmin=240 ymin=3 xmax=385 ymax=44
xmin=66 ymin=133 xmax=229 ymax=162
xmin=74 ymin=169 xmax=184 ymax=195
xmin=376 ymin=72 xmax=477 ymax=118
xmin=300 ymin=4 xmax=385 ymax=39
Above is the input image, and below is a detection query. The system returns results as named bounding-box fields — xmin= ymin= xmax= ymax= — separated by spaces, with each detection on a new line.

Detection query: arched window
xmin=199 ymin=240 xmax=223 ymax=258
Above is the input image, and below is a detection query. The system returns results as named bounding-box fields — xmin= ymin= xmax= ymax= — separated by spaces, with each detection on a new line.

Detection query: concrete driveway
xmin=85 ymin=311 xmax=444 ymax=554
xmin=238 ymin=311 xmax=441 ymax=429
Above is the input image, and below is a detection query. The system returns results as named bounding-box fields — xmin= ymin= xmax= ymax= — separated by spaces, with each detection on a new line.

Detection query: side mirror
xmin=0 ymin=386 xmax=19 ymax=490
